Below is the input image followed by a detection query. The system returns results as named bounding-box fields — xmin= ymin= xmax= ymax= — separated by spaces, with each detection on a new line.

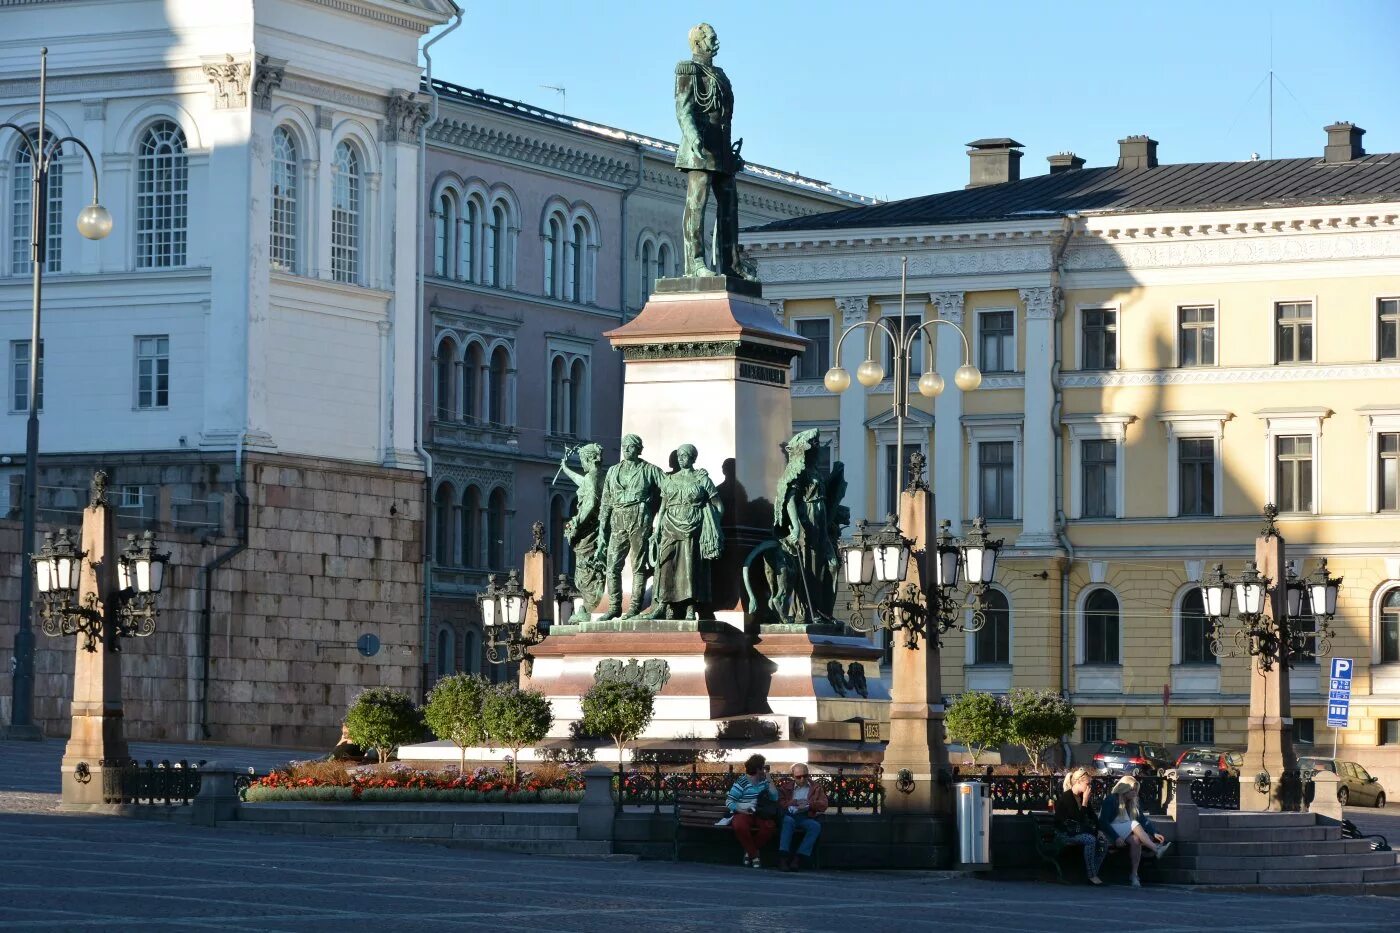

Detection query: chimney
xmin=1117 ymin=135 xmax=1159 ymax=170
xmin=966 ymin=138 xmax=1023 ymax=188
xmin=1324 ymin=122 xmax=1365 ymax=163
xmin=1047 ymin=152 xmax=1086 ymax=174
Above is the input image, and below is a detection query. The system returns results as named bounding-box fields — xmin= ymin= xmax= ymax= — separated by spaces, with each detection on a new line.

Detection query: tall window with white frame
xmin=136 ymin=121 xmax=188 ymax=268
xmin=460 ymin=199 xmax=477 ymax=282
xmin=134 ymin=336 xmax=169 ymax=409
xmin=1081 ymin=439 xmax=1116 ymax=518
xmin=487 ymin=347 xmax=509 ymax=427
xmin=1082 ymin=589 xmax=1120 ymax=665
xmin=1380 ymin=587 xmax=1400 ymax=665
xmin=1177 ymin=306 xmax=1216 ymax=366
xmin=544 ymin=216 xmax=561 ymax=297
xmin=269 ymin=126 xmax=298 ymax=273
xmin=11 ymin=130 xmax=62 ymax=274
xmin=485 ymin=204 xmax=504 ymax=287
xmin=1179 ymin=588 xmax=1215 ymax=664
xmin=979 ymin=441 xmax=1014 ymax=520
xmin=1381 ymin=432 xmax=1399 ymax=512
xmin=640 ymin=240 xmax=654 ymax=302
xmin=569 ymin=220 xmax=587 ymax=303
xmin=1380 ymin=298 xmax=1399 ymax=361
xmin=9 ymin=340 xmax=42 ymax=411
xmin=1275 ymin=301 xmax=1314 ymax=363
xmin=793 ymin=320 xmax=831 ymax=382
xmin=432 ymin=193 xmax=453 ymax=278
xmin=568 ymin=358 xmax=586 ymax=436
xmin=330 ymin=142 xmax=361 ymax=284
xmin=1081 ymin=308 xmax=1117 ymax=370
xmin=656 ymin=242 xmax=671 ymax=283
xmin=432 ymin=484 xmax=453 ymax=565
xmin=973 ymin=589 xmax=1010 ymax=665
xmin=461 ymin=487 xmax=481 ymax=567
xmin=1178 ymin=437 xmax=1215 ymax=516
xmin=1275 ymin=435 xmax=1313 ymax=513
xmin=549 ymin=356 xmax=567 ymax=435
xmin=435 ymin=337 xmax=458 ymax=420
xmin=978 ymin=310 xmax=1014 ymax=373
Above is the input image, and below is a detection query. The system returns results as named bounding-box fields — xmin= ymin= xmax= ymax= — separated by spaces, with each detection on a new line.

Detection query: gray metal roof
xmin=750 ymin=152 xmax=1400 ymax=233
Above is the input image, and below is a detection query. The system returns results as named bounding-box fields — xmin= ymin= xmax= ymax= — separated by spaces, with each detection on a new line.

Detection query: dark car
xmin=1092 ymin=739 xmax=1173 ymax=777
xmin=1298 ymin=756 xmax=1388 ymax=807
xmin=1174 ymin=747 xmax=1243 ymax=780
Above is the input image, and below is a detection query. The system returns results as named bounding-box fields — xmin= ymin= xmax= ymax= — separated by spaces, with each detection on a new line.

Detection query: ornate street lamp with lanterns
xmin=1197 ymin=554 xmax=1340 ymax=672
xmin=32 ymin=523 xmax=169 ymax=652
xmin=477 ymin=570 xmax=545 ymax=665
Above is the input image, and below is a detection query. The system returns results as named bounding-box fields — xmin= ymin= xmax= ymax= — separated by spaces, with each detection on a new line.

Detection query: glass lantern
xmin=1233 ymin=561 xmax=1268 ymax=618
xmin=961 ymin=517 xmax=1001 ymax=587
xmin=1306 ymin=558 xmax=1341 ymax=619
xmin=840 ymin=521 xmax=875 ymax=587
xmin=33 ymin=529 xmax=83 ymax=596
xmin=870 ymin=517 xmax=910 ymax=584
xmin=1199 ymin=563 xmax=1233 ymax=619
xmin=934 ymin=520 xmax=961 ymax=590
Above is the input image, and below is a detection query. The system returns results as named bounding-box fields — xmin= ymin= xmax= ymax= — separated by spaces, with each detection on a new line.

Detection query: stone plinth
xmin=604 ymin=279 xmax=805 ymax=619
xmin=1240 ymin=530 xmax=1297 ymax=812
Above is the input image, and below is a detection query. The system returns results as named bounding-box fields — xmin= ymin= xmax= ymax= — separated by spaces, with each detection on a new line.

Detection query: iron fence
xmin=99 ymin=759 xmax=203 ymax=805
xmin=950 ymin=768 xmax=1314 ymax=815
xmin=614 ymin=762 xmax=884 ymax=815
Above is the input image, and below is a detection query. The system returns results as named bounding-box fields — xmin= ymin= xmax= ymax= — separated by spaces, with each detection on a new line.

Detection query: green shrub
xmin=579 ymin=681 xmax=655 ymax=772
xmin=344 ymin=688 xmax=423 ymax=768
xmin=1009 ymin=689 xmax=1077 ymax=772
xmin=479 ymin=684 xmax=554 ymax=785
xmin=245 ymin=785 xmax=353 ymax=803
xmin=944 ymin=691 xmax=1012 ymax=766
xmin=422 ymin=674 xmax=492 ymax=772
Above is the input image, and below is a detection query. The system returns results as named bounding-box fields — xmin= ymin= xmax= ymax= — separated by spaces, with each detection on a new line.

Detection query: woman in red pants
xmin=719 ymin=754 xmax=780 ymax=867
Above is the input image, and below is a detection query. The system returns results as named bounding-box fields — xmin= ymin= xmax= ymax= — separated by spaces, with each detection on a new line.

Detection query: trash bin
xmin=955 ymin=780 xmax=992 ymax=870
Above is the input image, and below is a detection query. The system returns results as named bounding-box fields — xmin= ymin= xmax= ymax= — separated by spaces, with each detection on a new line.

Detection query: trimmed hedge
xmin=243 ymin=785 xmax=583 ymax=804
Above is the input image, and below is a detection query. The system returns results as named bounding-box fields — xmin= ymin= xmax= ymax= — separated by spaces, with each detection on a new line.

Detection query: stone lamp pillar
xmin=1239 ymin=526 xmax=1297 ymax=811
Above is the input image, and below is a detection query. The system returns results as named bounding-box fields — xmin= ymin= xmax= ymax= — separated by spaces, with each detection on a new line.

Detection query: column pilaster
xmin=836 ymin=296 xmax=870 ymax=524
xmin=930 ymin=291 xmax=965 ymax=532
xmin=1017 ymin=286 xmax=1058 ymax=547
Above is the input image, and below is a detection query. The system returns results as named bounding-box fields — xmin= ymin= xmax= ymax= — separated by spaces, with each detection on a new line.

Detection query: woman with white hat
xmin=1097 ymin=774 xmax=1170 ymax=887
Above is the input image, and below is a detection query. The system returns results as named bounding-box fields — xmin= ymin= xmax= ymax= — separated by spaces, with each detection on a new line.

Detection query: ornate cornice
xmin=283 ymin=75 xmax=384 ymax=115
xmin=202 ymin=54 xmax=252 ymax=110
xmin=760 ymin=246 xmax=1051 ymax=285
xmin=835 ymin=296 xmax=869 ymax=327
xmin=1019 ymin=286 xmax=1057 ymax=320
xmin=930 ymin=290 xmax=964 ymax=324
xmin=1065 ymin=227 xmax=1400 ymax=272
xmin=618 ymin=340 xmax=798 ymax=366
xmin=1060 ymin=362 xmax=1400 ymax=388
xmin=252 ymin=56 xmax=285 ymax=113
xmin=429 ymin=116 xmax=635 ymax=185
xmin=384 ymin=89 xmax=430 ymax=142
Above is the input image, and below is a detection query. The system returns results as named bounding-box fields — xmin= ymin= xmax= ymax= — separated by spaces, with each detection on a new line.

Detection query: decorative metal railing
xmin=99 ymin=759 xmax=203 ymax=805
xmin=614 ymin=763 xmax=884 ymax=815
xmin=950 ymin=768 xmax=1315 ymax=815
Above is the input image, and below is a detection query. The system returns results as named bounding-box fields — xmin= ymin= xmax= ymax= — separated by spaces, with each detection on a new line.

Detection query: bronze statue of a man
xmin=598 ymin=434 xmax=665 ymax=619
xmin=558 ymin=442 xmax=606 ymax=619
xmin=674 ymin=23 xmax=747 ymax=279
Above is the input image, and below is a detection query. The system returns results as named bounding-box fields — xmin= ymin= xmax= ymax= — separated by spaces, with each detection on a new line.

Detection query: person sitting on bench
xmin=720 ymin=754 xmax=780 ymax=868
xmin=1055 ymin=767 xmax=1108 ymax=885
xmin=1098 ymin=774 xmax=1170 ymax=887
xmin=777 ymin=763 xmax=828 ymax=871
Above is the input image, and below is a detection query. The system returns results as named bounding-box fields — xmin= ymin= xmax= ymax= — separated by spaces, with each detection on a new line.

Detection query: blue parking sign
xmin=1326 ymin=658 xmax=1353 ymax=728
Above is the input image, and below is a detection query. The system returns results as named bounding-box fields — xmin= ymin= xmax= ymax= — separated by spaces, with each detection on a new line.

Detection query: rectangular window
xmin=1177 ymin=305 xmax=1216 ymax=367
xmin=120 ymin=485 xmax=145 ymax=509
xmin=1081 ymin=439 xmax=1117 ymax=518
xmin=9 ymin=340 xmax=42 ymax=412
xmin=1081 ymin=308 xmax=1117 ymax=370
xmin=978 ymin=310 xmax=1014 ymax=373
xmin=978 ymin=441 xmax=1015 ymax=520
xmin=1178 ymin=437 xmax=1216 ymax=517
xmin=1294 ymin=718 xmax=1314 ymax=746
xmin=881 ymin=316 xmax=922 ymax=377
xmin=135 ymin=336 xmax=170 ymax=409
xmin=794 ymin=320 xmax=831 ymax=381
xmin=1275 ymin=301 xmax=1314 ymax=363
xmin=1381 ymin=432 xmax=1399 ymax=512
xmin=885 ymin=443 xmax=921 ymax=516
xmin=1380 ymin=720 xmax=1400 ymax=746
xmin=1276 ymin=435 xmax=1314 ymax=513
xmin=1083 ymin=717 xmax=1117 ymax=743
xmin=1379 ymin=298 xmax=1399 ymax=361
xmin=1179 ymin=718 xmax=1215 ymax=745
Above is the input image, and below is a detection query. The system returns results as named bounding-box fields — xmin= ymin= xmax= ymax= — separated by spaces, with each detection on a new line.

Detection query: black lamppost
xmin=6 ymin=48 xmax=114 ymax=739
xmin=477 ymin=570 xmax=544 ymax=664
xmin=1197 ymin=557 xmax=1340 ymax=671
xmin=32 ymin=526 xmax=169 ymax=652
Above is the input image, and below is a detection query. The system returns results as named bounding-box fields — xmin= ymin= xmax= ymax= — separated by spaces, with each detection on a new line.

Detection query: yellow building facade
xmin=745 ymin=132 xmax=1400 ymax=786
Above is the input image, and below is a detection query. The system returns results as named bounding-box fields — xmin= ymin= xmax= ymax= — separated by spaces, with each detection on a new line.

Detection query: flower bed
xmin=243 ymin=762 xmax=586 ymax=804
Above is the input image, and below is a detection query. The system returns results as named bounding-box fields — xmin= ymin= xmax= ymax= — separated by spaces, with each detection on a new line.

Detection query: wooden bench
xmin=673 ymin=789 xmax=733 ymax=861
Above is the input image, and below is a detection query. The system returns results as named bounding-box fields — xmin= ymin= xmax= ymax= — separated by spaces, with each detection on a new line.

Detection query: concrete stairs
xmin=1156 ymin=811 xmax=1400 ymax=891
xmin=221 ymin=803 xmax=620 ymax=858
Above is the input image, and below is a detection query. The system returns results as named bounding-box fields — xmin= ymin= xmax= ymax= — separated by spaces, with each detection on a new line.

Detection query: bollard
xmin=1167 ymin=777 xmax=1198 ymax=841
xmin=577 ymin=764 xmax=616 ymax=843
xmin=190 ymin=761 xmax=241 ymax=828
xmin=1307 ymin=770 xmax=1343 ymax=822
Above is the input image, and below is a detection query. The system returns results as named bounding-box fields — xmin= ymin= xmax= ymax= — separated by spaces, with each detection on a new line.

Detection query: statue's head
xmin=579 ymin=443 xmax=603 ymax=468
xmin=621 ymin=434 xmax=643 ymax=460
xmin=675 ymin=444 xmax=698 ymax=469
xmin=688 ymin=22 xmax=718 ymax=59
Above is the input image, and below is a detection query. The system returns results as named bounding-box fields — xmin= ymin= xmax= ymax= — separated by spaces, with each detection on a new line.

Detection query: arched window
xmin=569 ymin=358 xmax=587 ymax=436
xmin=569 ymin=220 xmax=586 ymax=302
xmin=462 ymin=486 xmax=481 ymax=567
xmin=433 ymin=193 xmax=454 ymax=277
xmin=330 ymin=141 xmax=361 ymax=283
xmin=270 ymin=126 xmax=298 ymax=272
xmin=1083 ymin=589 xmax=1120 ymax=665
xmin=487 ymin=489 xmax=507 ymax=569
xmin=11 ymin=130 xmax=61 ymax=274
xmin=485 ymin=203 xmax=505 ymax=287
xmin=549 ymin=355 xmax=567 ymax=435
xmin=464 ymin=342 xmax=484 ymax=423
xmin=432 ymin=483 xmax=454 ymax=565
xmin=459 ymin=197 xmax=477 ymax=281
xmin=657 ymin=242 xmax=671 ymax=282
xmin=544 ymin=215 xmax=562 ymax=297
xmin=136 ymin=120 xmax=188 ymax=268
xmin=488 ymin=346 xmax=509 ymax=426
xmin=1381 ymin=587 xmax=1400 ymax=665
xmin=549 ymin=495 xmax=569 ymax=573
xmin=434 ymin=336 xmax=458 ymax=420
xmin=436 ymin=627 xmax=455 ymax=678
xmin=1179 ymin=588 xmax=1216 ymax=664
xmin=640 ymin=240 xmax=654 ymax=302
xmin=463 ymin=630 xmax=479 ymax=674
xmin=973 ymin=589 xmax=1010 ymax=665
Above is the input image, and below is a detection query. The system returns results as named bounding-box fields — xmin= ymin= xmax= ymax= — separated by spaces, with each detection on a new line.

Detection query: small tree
xmin=480 ymin=683 xmax=554 ymax=786
xmin=344 ymin=687 xmax=422 ymax=768
xmin=1009 ymin=689 xmax=1077 ymax=772
xmin=579 ymin=681 xmax=654 ymax=782
xmin=422 ymin=673 xmax=491 ymax=773
xmin=943 ymin=691 xmax=1011 ymax=767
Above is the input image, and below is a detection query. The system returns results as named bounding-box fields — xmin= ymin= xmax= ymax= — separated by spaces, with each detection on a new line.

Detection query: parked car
xmin=1297 ymin=757 xmax=1388 ymax=807
xmin=1174 ymin=747 xmax=1243 ymax=780
xmin=1092 ymin=739 xmax=1174 ymax=777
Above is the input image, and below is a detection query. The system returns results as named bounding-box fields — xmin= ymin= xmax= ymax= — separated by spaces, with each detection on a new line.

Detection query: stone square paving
xmin=2 ymin=739 xmax=1398 ymax=931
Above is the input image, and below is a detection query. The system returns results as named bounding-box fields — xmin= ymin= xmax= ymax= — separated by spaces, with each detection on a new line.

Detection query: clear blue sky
xmin=427 ymin=1 xmax=1400 ymax=201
